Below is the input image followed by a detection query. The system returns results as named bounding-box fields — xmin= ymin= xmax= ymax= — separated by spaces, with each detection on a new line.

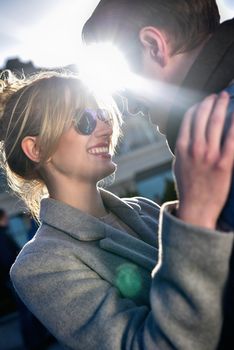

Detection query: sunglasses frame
xmin=73 ymin=108 xmax=112 ymax=135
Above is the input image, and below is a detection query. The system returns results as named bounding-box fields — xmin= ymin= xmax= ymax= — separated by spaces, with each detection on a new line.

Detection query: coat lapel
xmin=100 ymin=189 xmax=158 ymax=247
xmin=40 ymin=190 xmax=158 ymax=272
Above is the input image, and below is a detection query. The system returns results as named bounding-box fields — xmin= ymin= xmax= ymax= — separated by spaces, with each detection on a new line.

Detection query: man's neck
xmin=152 ymin=37 xmax=212 ymax=134
xmin=167 ymin=37 xmax=212 ymax=86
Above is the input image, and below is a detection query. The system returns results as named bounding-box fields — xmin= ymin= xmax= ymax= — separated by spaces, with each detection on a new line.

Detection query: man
xmin=82 ymin=0 xmax=234 ymax=150
xmin=82 ymin=1 xmax=234 ymax=348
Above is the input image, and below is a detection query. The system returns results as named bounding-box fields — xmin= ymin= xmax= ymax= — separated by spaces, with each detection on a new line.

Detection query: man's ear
xmin=139 ymin=27 xmax=170 ymax=67
xmin=21 ymin=136 xmax=40 ymax=163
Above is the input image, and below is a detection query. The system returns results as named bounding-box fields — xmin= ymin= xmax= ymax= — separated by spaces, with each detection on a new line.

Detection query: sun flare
xmin=78 ymin=43 xmax=132 ymax=94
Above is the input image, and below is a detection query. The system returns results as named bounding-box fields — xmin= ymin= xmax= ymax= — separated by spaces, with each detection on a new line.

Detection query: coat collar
xmin=39 ymin=189 xmax=143 ymax=241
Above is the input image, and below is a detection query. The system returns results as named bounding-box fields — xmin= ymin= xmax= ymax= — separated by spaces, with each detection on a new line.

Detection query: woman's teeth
xmin=88 ymin=147 xmax=109 ymax=154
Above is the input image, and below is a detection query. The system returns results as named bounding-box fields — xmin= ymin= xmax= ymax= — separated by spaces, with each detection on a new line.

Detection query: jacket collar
xmin=166 ymin=18 xmax=234 ymax=152
xmin=182 ymin=18 xmax=234 ymax=93
xmin=39 ymin=189 xmax=142 ymax=241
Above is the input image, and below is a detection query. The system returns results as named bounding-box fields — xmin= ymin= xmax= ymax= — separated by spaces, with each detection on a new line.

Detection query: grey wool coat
xmin=10 ymin=189 xmax=234 ymax=350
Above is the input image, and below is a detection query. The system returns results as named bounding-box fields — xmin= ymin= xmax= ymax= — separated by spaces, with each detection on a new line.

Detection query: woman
xmin=0 ymin=70 xmax=233 ymax=350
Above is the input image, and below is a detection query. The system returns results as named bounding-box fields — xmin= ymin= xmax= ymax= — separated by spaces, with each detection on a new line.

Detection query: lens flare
xmin=115 ymin=263 xmax=142 ymax=298
xmin=78 ymin=43 xmax=132 ymax=94
xmin=79 ymin=43 xmax=202 ymax=126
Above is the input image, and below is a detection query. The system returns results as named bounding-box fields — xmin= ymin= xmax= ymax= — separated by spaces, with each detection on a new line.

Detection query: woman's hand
xmin=174 ymin=92 xmax=234 ymax=229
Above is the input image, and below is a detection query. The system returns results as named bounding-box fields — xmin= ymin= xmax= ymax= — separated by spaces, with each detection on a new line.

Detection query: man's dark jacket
xmin=166 ymin=18 xmax=234 ymax=350
xmin=167 ymin=18 xmax=234 ymax=151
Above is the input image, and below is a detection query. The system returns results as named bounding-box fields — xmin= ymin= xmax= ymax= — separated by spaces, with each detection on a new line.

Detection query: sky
xmin=0 ymin=0 xmax=100 ymax=68
xmin=0 ymin=0 xmax=234 ymax=69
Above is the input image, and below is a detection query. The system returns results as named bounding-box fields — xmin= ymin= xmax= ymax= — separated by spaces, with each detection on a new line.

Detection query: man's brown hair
xmin=83 ymin=0 xmax=220 ymax=70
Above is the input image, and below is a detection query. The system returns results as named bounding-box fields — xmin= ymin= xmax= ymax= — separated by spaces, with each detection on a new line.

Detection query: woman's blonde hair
xmin=0 ymin=70 xmax=121 ymax=220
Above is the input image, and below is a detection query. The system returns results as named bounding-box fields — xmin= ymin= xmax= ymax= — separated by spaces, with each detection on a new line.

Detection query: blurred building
xmin=110 ymin=115 xmax=175 ymax=203
xmin=4 ymin=58 xmax=36 ymax=75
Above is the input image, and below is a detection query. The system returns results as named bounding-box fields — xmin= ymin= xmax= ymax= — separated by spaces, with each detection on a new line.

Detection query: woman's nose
xmin=94 ymin=118 xmax=113 ymax=137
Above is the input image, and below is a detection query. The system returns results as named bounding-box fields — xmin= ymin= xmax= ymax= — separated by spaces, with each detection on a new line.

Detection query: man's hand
xmin=174 ymin=92 xmax=234 ymax=229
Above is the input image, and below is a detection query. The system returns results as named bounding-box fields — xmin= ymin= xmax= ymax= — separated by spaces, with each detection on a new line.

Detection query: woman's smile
xmin=87 ymin=142 xmax=112 ymax=159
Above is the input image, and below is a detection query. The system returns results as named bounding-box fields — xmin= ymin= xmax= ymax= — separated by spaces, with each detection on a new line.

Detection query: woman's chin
xmin=103 ymin=162 xmax=117 ymax=179
xmin=96 ymin=162 xmax=117 ymax=184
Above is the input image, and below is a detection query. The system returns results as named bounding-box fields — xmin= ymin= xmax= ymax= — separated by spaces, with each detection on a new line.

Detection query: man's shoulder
xmin=225 ymin=81 xmax=234 ymax=95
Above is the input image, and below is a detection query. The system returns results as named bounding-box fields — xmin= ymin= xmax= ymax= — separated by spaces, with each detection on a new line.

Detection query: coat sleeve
xmin=10 ymin=203 xmax=234 ymax=350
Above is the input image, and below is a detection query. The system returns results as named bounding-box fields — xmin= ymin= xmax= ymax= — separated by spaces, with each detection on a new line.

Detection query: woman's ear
xmin=139 ymin=26 xmax=170 ymax=67
xmin=21 ymin=136 xmax=40 ymax=163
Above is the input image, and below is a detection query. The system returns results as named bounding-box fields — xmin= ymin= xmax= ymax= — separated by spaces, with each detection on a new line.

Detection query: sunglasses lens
xmin=75 ymin=110 xmax=97 ymax=135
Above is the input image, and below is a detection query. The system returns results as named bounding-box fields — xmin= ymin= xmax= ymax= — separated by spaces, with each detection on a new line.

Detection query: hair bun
xmin=0 ymin=70 xmax=13 ymax=89
xmin=0 ymin=70 xmax=17 ymax=141
xmin=0 ymin=70 xmax=22 ymax=111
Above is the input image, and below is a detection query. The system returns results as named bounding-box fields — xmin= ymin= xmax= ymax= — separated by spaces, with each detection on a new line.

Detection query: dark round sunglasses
xmin=73 ymin=108 xmax=112 ymax=135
